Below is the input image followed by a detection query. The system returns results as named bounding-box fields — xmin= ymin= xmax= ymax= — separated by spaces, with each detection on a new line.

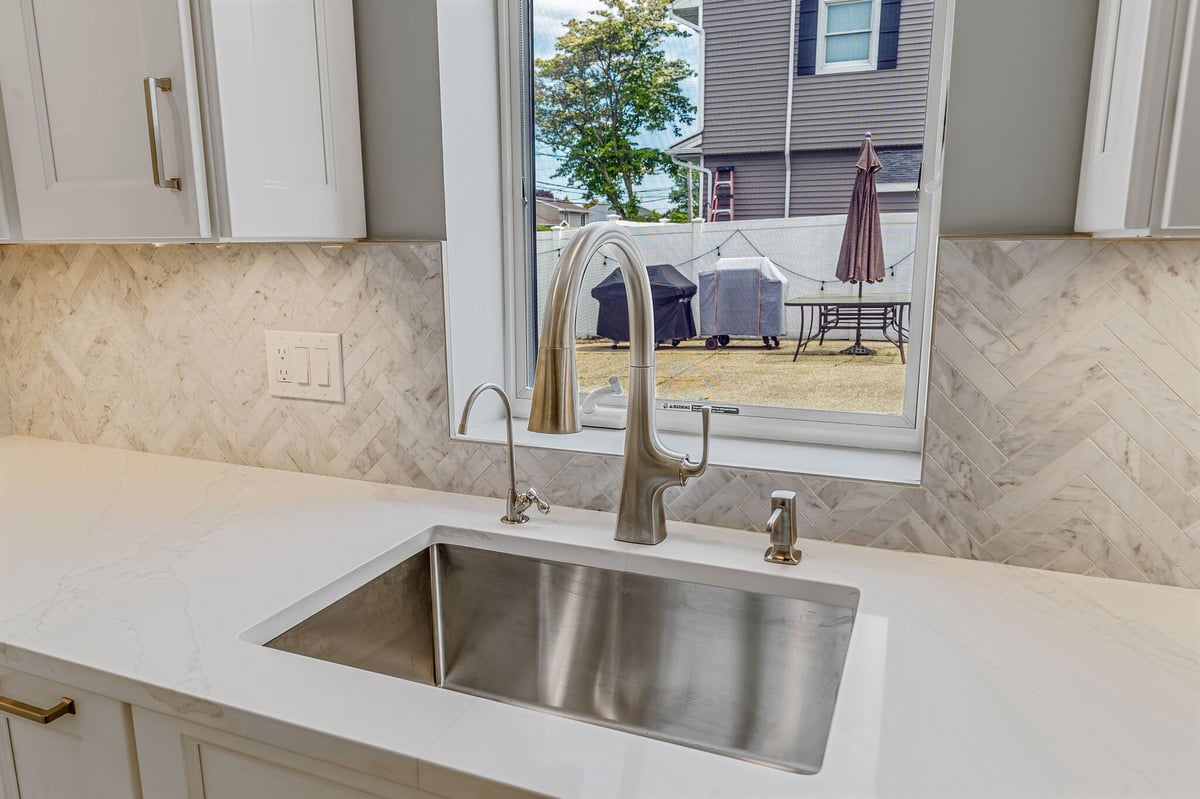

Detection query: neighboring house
xmin=668 ymin=0 xmax=932 ymax=220
xmin=535 ymin=192 xmax=590 ymax=227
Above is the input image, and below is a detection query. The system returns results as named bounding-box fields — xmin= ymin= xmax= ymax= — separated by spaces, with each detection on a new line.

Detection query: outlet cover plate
xmin=265 ymin=330 xmax=345 ymax=402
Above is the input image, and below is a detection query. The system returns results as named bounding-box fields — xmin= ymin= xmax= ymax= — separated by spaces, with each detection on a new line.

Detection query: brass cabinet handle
xmin=143 ymin=77 xmax=181 ymax=191
xmin=0 ymin=695 xmax=76 ymax=724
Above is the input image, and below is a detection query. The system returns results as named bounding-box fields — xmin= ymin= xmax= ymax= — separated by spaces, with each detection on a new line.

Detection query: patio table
xmin=785 ymin=292 xmax=911 ymax=363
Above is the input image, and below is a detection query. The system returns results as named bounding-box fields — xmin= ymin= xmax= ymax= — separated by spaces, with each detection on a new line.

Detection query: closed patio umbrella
xmin=835 ymin=133 xmax=885 ymax=356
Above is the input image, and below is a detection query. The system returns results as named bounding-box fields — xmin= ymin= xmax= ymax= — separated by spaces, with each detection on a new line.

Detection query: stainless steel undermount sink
xmin=257 ymin=539 xmax=859 ymax=774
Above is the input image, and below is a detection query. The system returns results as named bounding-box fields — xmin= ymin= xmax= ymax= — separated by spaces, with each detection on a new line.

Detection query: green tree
xmin=535 ymin=0 xmax=694 ymax=220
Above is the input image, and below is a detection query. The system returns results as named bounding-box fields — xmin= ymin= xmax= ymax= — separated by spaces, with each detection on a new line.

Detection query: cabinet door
xmin=0 ymin=667 xmax=140 ymax=799
xmin=131 ymin=708 xmax=437 ymax=799
xmin=200 ymin=0 xmax=365 ymax=240
xmin=1156 ymin=0 xmax=1200 ymax=234
xmin=1075 ymin=0 xmax=1179 ymax=234
xmin=0 ymin=0 xmax=210 ymax=241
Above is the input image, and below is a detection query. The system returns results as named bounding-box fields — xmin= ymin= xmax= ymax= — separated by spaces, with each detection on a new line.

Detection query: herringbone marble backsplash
xmin=1 ymin=238 xmax=1198 ymax=587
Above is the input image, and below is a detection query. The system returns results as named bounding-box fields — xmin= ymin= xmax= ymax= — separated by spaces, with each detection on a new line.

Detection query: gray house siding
xmin=704 ymin=153 xmax=788 ymax=219
xmin=706 ymin=148 xmax=919 ymax=219
xmin=702 ymin=0 xmax=935 ymax=155
xmin=788 ymin=149 xmax=919 ymax=216
xmin=789 ymin=0 xmax=935 ymax=150
xmin=702 ymin=0 xmax=792 ymax=155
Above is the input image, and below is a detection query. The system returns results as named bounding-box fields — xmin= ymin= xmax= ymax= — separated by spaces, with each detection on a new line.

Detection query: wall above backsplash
xmin=0 ymin=237 xmax=1197 ymax=588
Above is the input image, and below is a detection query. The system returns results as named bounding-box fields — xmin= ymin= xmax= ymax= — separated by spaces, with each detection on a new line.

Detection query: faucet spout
xmin=459 ymin=383 xmax=551 ymax=524
xmin=529 ymin=222 xmax=710 ymax=545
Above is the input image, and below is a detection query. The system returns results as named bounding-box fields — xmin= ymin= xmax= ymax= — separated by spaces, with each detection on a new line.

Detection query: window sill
xmin=814 ymin=61 xmax=878 ymax=76
xmin=455 ymin=419 xmax=922 ymax=485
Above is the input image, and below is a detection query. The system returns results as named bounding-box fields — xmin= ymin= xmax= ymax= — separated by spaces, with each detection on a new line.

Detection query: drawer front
xmin=0 ymin=666 xmax=140 ymax=799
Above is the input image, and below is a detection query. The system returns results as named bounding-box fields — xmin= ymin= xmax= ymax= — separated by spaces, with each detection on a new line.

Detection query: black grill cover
xmin=591 ymin=263 xmax=698 ymax=344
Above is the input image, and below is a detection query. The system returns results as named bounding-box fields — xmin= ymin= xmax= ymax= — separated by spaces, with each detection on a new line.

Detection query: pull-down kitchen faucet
xmin=528 ymin=222 xmax=710 ymax=545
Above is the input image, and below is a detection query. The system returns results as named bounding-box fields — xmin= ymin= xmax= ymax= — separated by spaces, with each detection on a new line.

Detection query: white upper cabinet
xmin=0 ymin=0 xmax=211 ymax=241
xmin=197 ymin=0 xmax=365 ymax=240
xmin=1077 ymin=0 xmax=1200 ymax=236
xmin=0 ymin=0 xmax=365 ymax=243
xmin=1156 ymin=0 xmax=1200 ymax=234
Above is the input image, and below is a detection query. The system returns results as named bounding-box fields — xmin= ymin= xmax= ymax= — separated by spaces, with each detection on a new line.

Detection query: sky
xmin=532 ymin=0 xmax=701 ymax=214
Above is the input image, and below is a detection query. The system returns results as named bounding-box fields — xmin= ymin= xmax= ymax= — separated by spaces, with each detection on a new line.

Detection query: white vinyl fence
xmin=535 ymin=214 xmax=918 ymax=341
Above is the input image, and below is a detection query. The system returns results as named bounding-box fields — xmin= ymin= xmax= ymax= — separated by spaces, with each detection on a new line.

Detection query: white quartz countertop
xmin=1 ymin=436 xmax=1197 ymax=798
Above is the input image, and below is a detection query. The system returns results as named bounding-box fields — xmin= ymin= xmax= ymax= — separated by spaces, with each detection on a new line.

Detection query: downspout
xmin=783 ymin=0 xmax=798 ymax=218
xmin=671 ymin=156 xmax=712 ymax=221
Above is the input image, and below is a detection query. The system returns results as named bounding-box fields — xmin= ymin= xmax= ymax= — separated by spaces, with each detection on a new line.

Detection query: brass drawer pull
xmin=143 ymin=76 xmax=181 ymax=191
xmin=0 ymin=695 xmax=76 ymax=724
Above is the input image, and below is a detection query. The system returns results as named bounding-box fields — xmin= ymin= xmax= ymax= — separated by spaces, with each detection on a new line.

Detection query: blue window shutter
xmin=878 ymin=0 xmax=902 ymax=70
xmin=795 ymin=0 xmax=819 ymax=76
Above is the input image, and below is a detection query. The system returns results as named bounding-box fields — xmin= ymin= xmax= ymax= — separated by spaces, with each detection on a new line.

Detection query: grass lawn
xmin=576 ymin=336 xmax=907 ymax=415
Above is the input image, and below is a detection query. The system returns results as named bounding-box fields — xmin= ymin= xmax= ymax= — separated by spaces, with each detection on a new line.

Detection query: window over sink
xmin=491 ymin=0 xmax=955 ymax=455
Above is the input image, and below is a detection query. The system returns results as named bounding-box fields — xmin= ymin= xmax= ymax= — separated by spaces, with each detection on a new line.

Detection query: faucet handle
xmin=517 ymin=486 xmax=551 ymax=515
xmin=681 ymin=405 xmax=711 ymax=481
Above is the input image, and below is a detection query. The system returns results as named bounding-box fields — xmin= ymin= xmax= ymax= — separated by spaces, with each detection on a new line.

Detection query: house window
xmin=820 ymin=0 xmax=878 ymax=65
xmin=817 ymin=0 xmax=881 ymax=73
xmin=798 ymin=0 xmax=902 ymax=77
xmin=477 ymin=0 xmax=952 ymax=465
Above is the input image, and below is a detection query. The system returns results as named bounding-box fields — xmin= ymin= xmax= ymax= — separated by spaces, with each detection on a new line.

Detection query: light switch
xmin=265 ymin=331 xmax=345 ymax=402
xmin=312 ymin=348 xmax=330 ymax=387
xmin=293 ymin=347 xmax=311 ymax=385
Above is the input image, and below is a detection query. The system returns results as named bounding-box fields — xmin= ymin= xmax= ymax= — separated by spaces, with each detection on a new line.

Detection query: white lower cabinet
xmin=131 ymin=708 xmax=440 ymax=799
xmin=2 ymin=673 xmax=537 ymax=799
xmin=0 ymin=667 xmax=140 ymax=799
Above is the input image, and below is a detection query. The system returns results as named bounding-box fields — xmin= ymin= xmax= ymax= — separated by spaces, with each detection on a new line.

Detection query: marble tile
xmin=934 ymin=283 xmax=1019 ymax=366
xmin=1076 ymin=480 xmax=1191 ymax=587
xmin=1003 ymin=244 xmax=1130 ymax=348
xmin=1004 ymin=239 xmax=1106 ymax=309
xmin=988 ymin=406 xmax=1110 ymax=487
xmin=1144 ymin=241 xmax=1200 ymax=328
xmin=0 ymin=352 xmax=10 ymax=437
xmin=930 ymin=313 xmax=1015 ymax=402
xmin=1109 ymin=261 xmax=1200 ymax=372
xmin=3 ymin=238 xmax=1200 ymax=588
xmin=1091 ymin=424 xmax=1200 ymax=530
xmin=926 ymin=384 xmax=1007 ymax=474
xmin=928 ymin=358 xmax=1011 ymax=439
xmin=998 ymin=285 xmax=1127 ymax=385
xmin=1097 ymin=332 xmax=1200 ymax=454
xmin=900 ymin=483 xmax=991 ymax=560
xmin=938 ymin=242 xmax=1022 ymax=328
xmin=986 ymin=439 xmax=1106 ymax=529
xmin=923 ymin=421 xmax=1004 ymax=508
xmin=1105 ymin=302 xmax=1200 ymax=414
xmin=1096 ymin=384 xmax=1200 ymax=493
xmin=949 ymin=239 xmax=1026 ymax=292
xmin=1005 ymin=238 xmax=1067 ymax=273
xmin=1086 ymin=458 xmax=1200 ymax=568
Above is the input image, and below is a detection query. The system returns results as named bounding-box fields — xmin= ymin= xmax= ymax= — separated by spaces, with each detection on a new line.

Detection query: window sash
xmin=501 ymin=0 xmax=955 ymax=453
xmin=817 ymin=0 xmax=881 ymax=73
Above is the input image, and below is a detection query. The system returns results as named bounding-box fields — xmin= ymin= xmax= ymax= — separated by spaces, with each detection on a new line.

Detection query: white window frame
xmin=444 ymin=0 xmax=956 ymax=475
xmin=816 ymin=0 xmax=883 ymax=75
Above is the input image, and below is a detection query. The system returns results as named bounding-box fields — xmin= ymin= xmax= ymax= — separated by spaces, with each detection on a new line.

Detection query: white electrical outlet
xmin=265 ymin=331 xmax=345 ymax=402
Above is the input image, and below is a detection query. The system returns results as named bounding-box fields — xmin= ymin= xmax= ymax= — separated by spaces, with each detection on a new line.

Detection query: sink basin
xmin=259 ymin=539 xmax=858 ymax=774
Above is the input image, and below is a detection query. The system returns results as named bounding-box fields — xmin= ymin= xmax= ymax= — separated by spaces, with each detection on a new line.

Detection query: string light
xmin=535 ymin=230 xmax=916 ymax=286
